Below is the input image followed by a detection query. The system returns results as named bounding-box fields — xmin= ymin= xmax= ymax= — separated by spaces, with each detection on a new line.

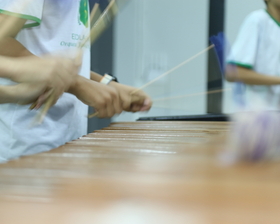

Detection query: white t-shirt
xmin=227 ymin=9 xmax=280 ymax=109
xmin=0 ymin=0 xmax=91 ymax=162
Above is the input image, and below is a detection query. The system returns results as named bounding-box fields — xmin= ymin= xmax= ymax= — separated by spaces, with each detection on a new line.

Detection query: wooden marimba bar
xmin=0 ymin=121 xmax=280 ymax=224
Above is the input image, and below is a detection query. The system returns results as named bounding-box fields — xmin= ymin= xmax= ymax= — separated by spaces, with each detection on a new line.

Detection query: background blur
xmin=88 ymin=0 xmax=264 ymax=133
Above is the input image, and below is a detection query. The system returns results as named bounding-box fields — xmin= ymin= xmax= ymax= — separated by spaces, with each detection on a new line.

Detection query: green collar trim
xmin=265 ymin=9 xmax=280 ymax=27
xmin=0 ymin=9 xmax=41 ymax=29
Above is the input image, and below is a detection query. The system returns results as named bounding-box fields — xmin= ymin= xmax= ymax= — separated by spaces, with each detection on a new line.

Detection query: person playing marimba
xmin=0 ymin=0 xmax=152 ymax=162
xmin=226 ymin=0 xmax=280 ymax=107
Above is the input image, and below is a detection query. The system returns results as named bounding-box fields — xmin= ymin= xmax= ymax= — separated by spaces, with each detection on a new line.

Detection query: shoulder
xmin=242 ymin=9 xmax=268 ymax=26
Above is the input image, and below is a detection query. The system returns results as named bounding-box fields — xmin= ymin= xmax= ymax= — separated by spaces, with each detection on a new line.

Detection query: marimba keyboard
xmin=0 ymin=121 xmax=279 ymax=224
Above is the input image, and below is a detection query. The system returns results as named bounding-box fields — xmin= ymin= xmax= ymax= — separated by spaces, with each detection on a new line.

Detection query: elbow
xmin=224 ymin=64 xmax=237 ymax=82
xmin=225 ymin=71 xmax=237 ymax=82
xmin=225 ymin=64 xmax=242 ymax=82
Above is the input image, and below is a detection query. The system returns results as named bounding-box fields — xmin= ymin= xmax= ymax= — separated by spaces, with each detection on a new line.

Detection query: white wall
xmin=113 ymin=0 xmax=265 ymax=121
xmin=113 ymin=0 xmax=209 ymax=121
xmin=223 ymin=0 xmax=265 ymax=113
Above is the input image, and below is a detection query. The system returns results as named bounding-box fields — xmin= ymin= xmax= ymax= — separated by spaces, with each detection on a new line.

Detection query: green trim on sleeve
xmin=265 ymin=9 xmax=280 ymax=27
xmin=0 ymin=9 xmax=41 ymax=28
xmin=227 ymin=61 xmax=253 ymax=69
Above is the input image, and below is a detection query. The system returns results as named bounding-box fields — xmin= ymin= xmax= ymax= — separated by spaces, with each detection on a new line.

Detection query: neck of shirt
xmin=266 ymin=8 xmax=280 ymax=27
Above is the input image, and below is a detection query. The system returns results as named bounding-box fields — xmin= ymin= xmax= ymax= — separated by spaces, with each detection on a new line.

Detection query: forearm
xmin=0 ymin=14 xmax=34 ymax=76
xmin=90 ymin=71 xmax=103 ymax=82
xmin=0 ymin=56 xmax=16 ymax=79
xmin=68 ymin=74 xmax=102 ymax=96
xmin=0 ymin=85 xmax=16 ymax=104
xmin=0 ymin=37 xmax=32 ymax=57
xmin=0 ymin=14 xmax=28 ymax=57
xmin=90 ymin=71 xmax=117 ymax=87
xmin=0 ymin=55 xmax=40 ymax=82
xmin=226 ymin=67 xmax=280 ymax=85
xmin=0 ymin=37 xmax=35 ymax=80
xmin=67 ymin=75 xmax=87 ymax=95
xmin=69 ymin=71 xmax=104 ymax=94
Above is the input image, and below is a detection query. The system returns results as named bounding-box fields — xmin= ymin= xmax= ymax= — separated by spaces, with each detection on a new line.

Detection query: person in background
xmin=226 ymin=0 xmax=280 ymax=107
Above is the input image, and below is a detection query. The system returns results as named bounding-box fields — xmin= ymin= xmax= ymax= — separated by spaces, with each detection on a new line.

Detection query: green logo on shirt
xmin=79 ymin=0 xmax=89 ymax=27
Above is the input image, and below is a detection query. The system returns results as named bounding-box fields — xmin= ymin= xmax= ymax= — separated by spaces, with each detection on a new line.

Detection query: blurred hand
xmin=69 ymin=76 xmax=123 ymax=118
xmin=5 ymin=82 xmax=50 ymax=105
xmin=10 ymin=54 xmax=81 ymax=107
xmin=108 ymin=82 xmax=152 ymax=112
